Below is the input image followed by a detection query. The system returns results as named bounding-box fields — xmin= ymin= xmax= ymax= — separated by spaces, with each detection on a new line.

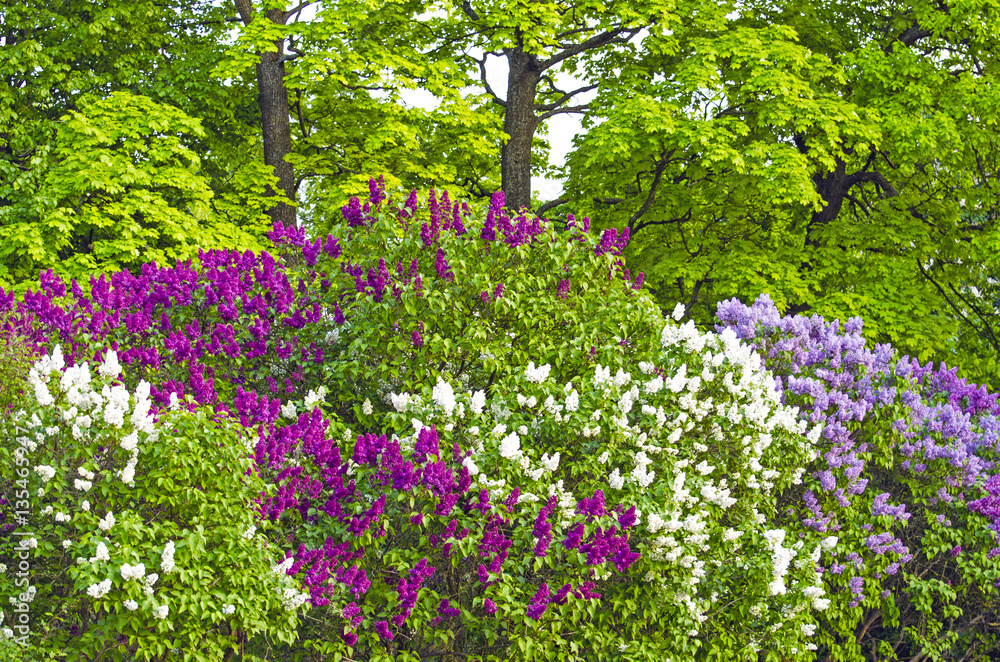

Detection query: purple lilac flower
xmin=527 ymin=583 xmax=550 ymax=620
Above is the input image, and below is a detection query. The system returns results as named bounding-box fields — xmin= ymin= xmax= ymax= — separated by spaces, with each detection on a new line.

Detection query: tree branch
xmin=628 ymin=152 xmax=674 ymax=231
xmin=277 ymin=45 xmax=305 ymax=64
xmin=536 ymin=197 xmax=568 ymax=216
xmin=916 ymin=260 xmax=1000 ymax=355
xmin=885 ymin=24 xmax=933 ymax=54
xmin=474 ymin=55 xmax=506 ymax=107
xmin=537 ymin=103 xmax=590 ymax=121
xmin=283 ymin=1 xmax=315 ymax=23
xmin=634 ymin=208 xmax=691 ymax=234
xmin=845 ymin=170 xmax=898 ymax=198
xmin=538 ymin=27 xmax=635 ymax=71
xmin=461 ymin=0 xmax=480 ymax=22
xmin=535 ymin=83 xmax=599 ymax=112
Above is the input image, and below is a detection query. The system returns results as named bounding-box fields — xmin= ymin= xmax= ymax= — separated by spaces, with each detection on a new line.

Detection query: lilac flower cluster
xmin=0 ymin=178 xmax=664 ymax=657
xmin=716 ymin=294 xmax=1000 ymax=645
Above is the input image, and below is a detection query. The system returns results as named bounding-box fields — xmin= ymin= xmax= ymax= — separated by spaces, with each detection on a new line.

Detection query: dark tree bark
xmin=501 ymin=45 xmax=541 ymax=212
xmin=464 ymin=2 xmax=634 ymax=215
xmin=234 ymin=0 xmax=297 ymax=227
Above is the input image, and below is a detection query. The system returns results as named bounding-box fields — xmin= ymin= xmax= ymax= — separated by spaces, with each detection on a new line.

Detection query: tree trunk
xmin=787 ymin=158 xmax=848 ymax=315
xmin=234 ymin=1 xmax=297 ymax=227
xmin=501 ymin=45 xmax=540 ymax=212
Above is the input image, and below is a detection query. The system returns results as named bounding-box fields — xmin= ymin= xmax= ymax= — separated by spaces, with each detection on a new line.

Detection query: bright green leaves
xmin=0 ymin=92 xmax=270 ymax=291
xmin=561 ymin=0 xmax=1000 ymax=390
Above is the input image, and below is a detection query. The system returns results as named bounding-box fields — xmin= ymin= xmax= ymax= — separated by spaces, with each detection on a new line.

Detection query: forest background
xmin=1 ymin=0 xmax=998 ymax=389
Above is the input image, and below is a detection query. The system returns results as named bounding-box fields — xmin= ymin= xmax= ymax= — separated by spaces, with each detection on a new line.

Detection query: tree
xmin=560 ymin=0 xmax=1000 ymax=388
xmin=0 ymin=0 xmax=276 ymax=289
xmin=219 ymin=0 xmax=508 ymax=231
xmin=434 ymin=0 xmax=682 ymax=212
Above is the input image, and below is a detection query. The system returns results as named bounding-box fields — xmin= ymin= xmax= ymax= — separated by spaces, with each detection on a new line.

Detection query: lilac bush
xmin=717 ymin=295 xmax=1000 ymax=660
xmin=1 ymin=181 xmax=834 ymax=662
xmin=4 ymin=179 xmax=1000 ymax=662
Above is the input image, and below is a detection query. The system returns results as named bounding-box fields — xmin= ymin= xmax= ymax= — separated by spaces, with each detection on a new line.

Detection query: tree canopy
xmin=561 ymin=0 xmax=1000 ymax=388
xmin=1 ymin=0 xmax=998 ymax=383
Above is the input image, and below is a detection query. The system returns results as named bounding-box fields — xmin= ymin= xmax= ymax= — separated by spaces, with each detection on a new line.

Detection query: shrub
xmin=718 ymin=295 xmax=1000 ymax=660
xmin=1 ymin=181 xmax=999 ymax=662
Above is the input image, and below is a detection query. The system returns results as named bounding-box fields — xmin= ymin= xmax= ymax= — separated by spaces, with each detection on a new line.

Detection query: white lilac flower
xmin=62 ymin=540 xmax=72 ymax=549
xmin=119 ymin=459 xmax=137 ymax=484
xmin=524 ymin=362 xmax=551 ymax=383
xmin=98 ymin=511 xmax=116 ymax=532
xmin=74 ymin=479 xmax=93 ymax=492
xmin=1 ymin=628 xmax=12 ymax=639
xmin=243 ymin=525 xmax=257 ymax=540
xmin=361 ymin=398 xmax=373 ymax=415
xmin=540 ymin=452 xmax=560 ymax=472
xmin=91 ymin=542 xmax=111 ymax=563
xmin=86 ymin=579 xmax=112 ymax=599
xmin=498 ymin=432 xmax=521 ymax=459
xmin=613 ymin=369 xmax=631 ymax=388
xmin=153 ymin=604 xmax=169 ymax=619
xmin=432 ymin=377 xmax=456 ymax=417
xmin=608 ymin=468 xmax=625 ymax=490
xmin=124 ymin=599 xmax=139 ymax=611
xmin=120 ymin=563 xmax=146 ymax=581
xmin=120 ymin=431 xmax=139 ymax=452
xmin=304 ymin=386 xmax=328 ymax=409
xmin=469 ymin=390 xmax=486 ymax=415
xmin=98 ymin=350 xmax=122 ymax=378
xmin=280 ymin=587 xmax=311 ymax=611
xmin=280 ymin=401 xmax=297 ymax=420
xmin=462 ymin=455 xmax=480 ymax=476
xmin=34 ymin=465 xmax=56 ymax=482
xmin=160 ymin=542 xmax=176 ymax=573
xmin=221 ymin=604 xmax=236 ymax=615
xmin=81 ymin=500 xmax=90 ymax=512
xmin=272 ymin=557 xmax=294 ymax=576
xmin=28 ymin=370 xmax=55 ymax=407
xmin=564 ymin=389 xmax=579 ymax=412
xmin=390 ymin=392 xmax=411 ymax=413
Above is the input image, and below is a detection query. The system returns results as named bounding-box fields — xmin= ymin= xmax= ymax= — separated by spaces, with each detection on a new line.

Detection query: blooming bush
xmin=0 ymin=346 xmax=301 ymax=661
xmin=717 ymin=295 xmax=1000 ymax=660
xmin=1 ymin=181 xmax=1000 ymax=661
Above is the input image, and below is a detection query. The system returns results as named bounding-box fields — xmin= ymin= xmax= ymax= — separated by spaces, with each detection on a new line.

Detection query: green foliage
xmin=0 ymin=323 xmax=32 ymax=416
xmin=0 ymin=368 xmax=299 ymax=661
xmin=214 ymin=0 xmax=507 ymax=233
xmin=0 ymin=1 xmax=275 ymax=292
xmin=561 ymin=0 xmax=1000 ymax=390
xmin=0 ymin=92 xmax=272 ymax=288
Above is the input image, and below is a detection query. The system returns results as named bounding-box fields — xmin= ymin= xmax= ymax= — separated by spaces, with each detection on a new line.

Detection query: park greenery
xmin=0 ymin=184 xmax=999 ymax=662
xmin=0 ymin=0 xmax=999 ymax=659
xmin=2 ymin=0 xmax=999 ymax=389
